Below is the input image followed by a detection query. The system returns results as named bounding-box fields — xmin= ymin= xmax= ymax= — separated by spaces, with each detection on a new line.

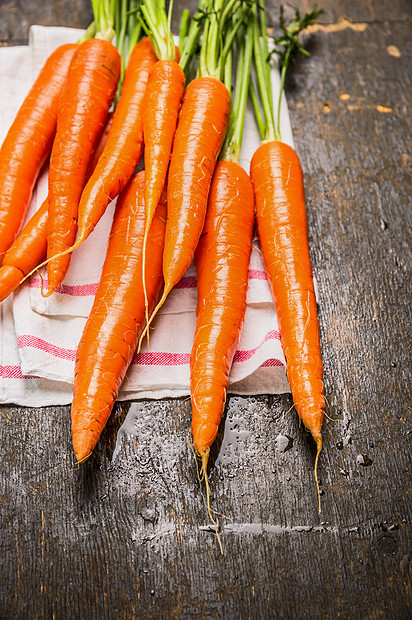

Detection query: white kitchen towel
xmin=1 ymin=26 xmax=293 ymax=405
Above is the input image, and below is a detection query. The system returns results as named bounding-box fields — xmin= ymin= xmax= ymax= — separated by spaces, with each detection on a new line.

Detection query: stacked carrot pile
xmin=0 ymin=0 xmax=325 ymax=512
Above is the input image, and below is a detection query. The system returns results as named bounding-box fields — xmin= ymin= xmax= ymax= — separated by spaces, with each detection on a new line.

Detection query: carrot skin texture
xmin=143 ymin=60 xmax=185 ymax=233
xmin=0 ymin=43 xmax=77 ymax=258
xmin=88 ymin=111 xmax=113 ymax=173
xmin=0 ymin=199 xmax=48 ymax=302
xmin=0 ymin=111 xmax=114 ymax=302
xmin=163 ymin=77 xmax=231 ymax=294
xmin=191 ymin=161 xmax=255 ymax=455
xmin=250 ymin=140 xmax=324 ymax=444
xmin=47 ymin=38 xmax=121 ymax=293
xmin=76 ymin=38 xmax=157 ymax=243
xmin=71 ymin=171 xmax=167 ymax=462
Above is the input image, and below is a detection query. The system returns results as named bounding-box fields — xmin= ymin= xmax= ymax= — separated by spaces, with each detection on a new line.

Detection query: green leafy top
xmin=139 ymin=0 xmax=175 ymax=61
xmin=91 ymin=0 xmax=117 ymax=41
xmin=250 ymin=1 xmax=323 ymax=143
xmin=198 ymin=0 xmax=252 ymax=81
xmin=220 ymin=20 xmax=254 ymax=163
xmin=271 ymin=5 xmax=324 ymax=68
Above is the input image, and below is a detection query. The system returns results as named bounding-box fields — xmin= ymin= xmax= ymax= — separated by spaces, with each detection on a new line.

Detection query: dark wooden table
xmin=1 ymin=1 xmax=411 ymax=618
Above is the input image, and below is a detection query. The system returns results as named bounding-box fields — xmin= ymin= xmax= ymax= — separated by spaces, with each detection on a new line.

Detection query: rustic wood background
xmin=1 ymin=0 xmax=411 ymax=618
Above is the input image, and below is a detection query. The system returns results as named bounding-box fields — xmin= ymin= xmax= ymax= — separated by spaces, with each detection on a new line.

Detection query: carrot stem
xmin=268 ymin=2 xmax=324 ymax=139
xmin=220 ymin=7 xmax=249 ymax=73
xmin=258 ymin=0 xmax=273 ymax=116
xmin=223 ymin=48 xmax=232 ymax=96
xmin=275 ymin=51 xmax=289 ymax=141
xmin=178 ymin=9 xmax=191 ymax=55
xmin=127 ymin=1 xmax=141 ymax=61
xmin=252 ymin=5 xmax=276 ymax=142
xmin=92 ymin=0 xmax=116 ymax=41
xmin=77 ymin=22 xmax=96 ymax=43
xmin=249 ymin=79 xmax=265 ymax=142
xmin=140 ymin=0 xmax=175 ymax=60
xmin=221 ymin=20 xmax=254 ymax=163
xmin=179 ymin=0 xmax=209 ymax=74
xmin=198 ymin=0 xmax=251 ymax=80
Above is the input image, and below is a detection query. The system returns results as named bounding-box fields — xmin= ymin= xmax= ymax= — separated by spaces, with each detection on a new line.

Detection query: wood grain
xmin=0 ymin=1 xmax=411 ymax=618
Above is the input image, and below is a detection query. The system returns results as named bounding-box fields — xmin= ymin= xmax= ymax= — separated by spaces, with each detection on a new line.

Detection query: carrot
xmin=249 ymin=1 xmax=324 ymax=509
xmin=0 ymin=111 xmax=114 ymax=302
xmin=0 ymin=199 xmax=48 ymax=303
xmin=189 ymin=19 xmax=254 ymax=551
xmin=251 ymin=141 xmax=324 ymax=449
xmin=138 ymin=0 xmax=249 ymax=347
xmin=142 ymin=58 xmax=184 ymax=228
xmin=71 ymin=170 xmax=167 ymax=462
xmin=191 ymin=18 xmax=254 ymax=460
xmin=139 ymin=0 xmax=185 ymax=326
xmin=191 ymin=161 xmax=255 ymax=459
xmin=46 ymin=37 xmax=121 ymax=295
xmin=75 ymin=36 xmax=157 ymax=244
xmin=0 ymin=43 xmax=77 ymax=259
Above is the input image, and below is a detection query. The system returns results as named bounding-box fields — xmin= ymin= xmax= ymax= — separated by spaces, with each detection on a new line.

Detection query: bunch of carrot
xmin=0 ymin=0 xmax=326 ymax=526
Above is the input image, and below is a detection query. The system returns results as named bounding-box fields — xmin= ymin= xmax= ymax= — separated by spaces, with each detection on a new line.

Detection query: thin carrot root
xmin=17 ymin=237 xmax=84 ymax=291
xmin=186 ymin=434 xmax=224 ymax=554
xmin=323 ymin=397 xmax=342 ymax=422
xmin=324 ymin=411 xmax=342 ymax=422
xmin=200 ymin=450 xmax=223 ymax=555
xmin=137 ymin=286 xmax=169 ymax=352
xmin=35 ymin=268 xmax=47 ymax=297
xmin=76 ymin=451 xmax=92 ymax=464
xmin=313 ymin=432 xmax=323 ymax=514
xmin=278 ymin=402 xmax=296 ymax=422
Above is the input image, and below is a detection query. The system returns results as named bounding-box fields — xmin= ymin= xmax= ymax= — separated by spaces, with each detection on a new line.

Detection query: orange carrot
xmin=0 ymin=199 xmax=48 ymax=303
xmin=76 ymin=37 xmax=157 ymax=244
xmin=71 ymin=170 xmax=167 ymax=462
xmin=0 ymin=43 xmax=77 ymax=259
xmin=250 ymin=1 xmax=325 ymax=508
xmin=46 ymin=38 xmax=120 ymax=295
xmin=0 ymin=111 xmax=113 ymax=302
xmin=191 ymin=161 xmax=254 ymax=462
xmin=139 ymin=0 xmax=186 ymax=322
xmin=251 ymin=141 xmax=324 ymax=453
xmin=188 ymin=20 xmax=254 ymax=549
xmin=191 ymin=16 xmax=255 ymax=465
xmin=143 ymin=60 xmax=184 ymax=222
xmin=141 ymin=57 xmax=185 ymax=321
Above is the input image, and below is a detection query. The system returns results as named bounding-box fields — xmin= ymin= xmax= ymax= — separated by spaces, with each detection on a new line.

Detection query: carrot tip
xmin=42 ymin=287 xmax=55 ymax=298
xmin=73 ymin=432 xmax=95 ymax=463
xmin=75 ymin=451 xmax=93 ymax=464
xmin=313 ymin=432 xmax=323 ymax=514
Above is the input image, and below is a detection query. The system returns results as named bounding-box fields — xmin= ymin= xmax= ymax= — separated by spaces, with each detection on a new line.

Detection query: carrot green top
xmin=139 ymin=0 xmax=209 ymax=76
xmin=250 ymin=0 xmax=323 ymax=143
xmin=90 ymin=0 xmax=117 ymax=41
xmin=114 ymin=0 xmax=143 ymax=96
xmin=198 ymin=0 xmax=251 ymax=81
xmin=178 ymin=0 xmax=209 ymax=74
xmin=140 ymin=0 xmax=175 ymax=61
xmin=220 ymin=20 xmax=254 ymax=164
